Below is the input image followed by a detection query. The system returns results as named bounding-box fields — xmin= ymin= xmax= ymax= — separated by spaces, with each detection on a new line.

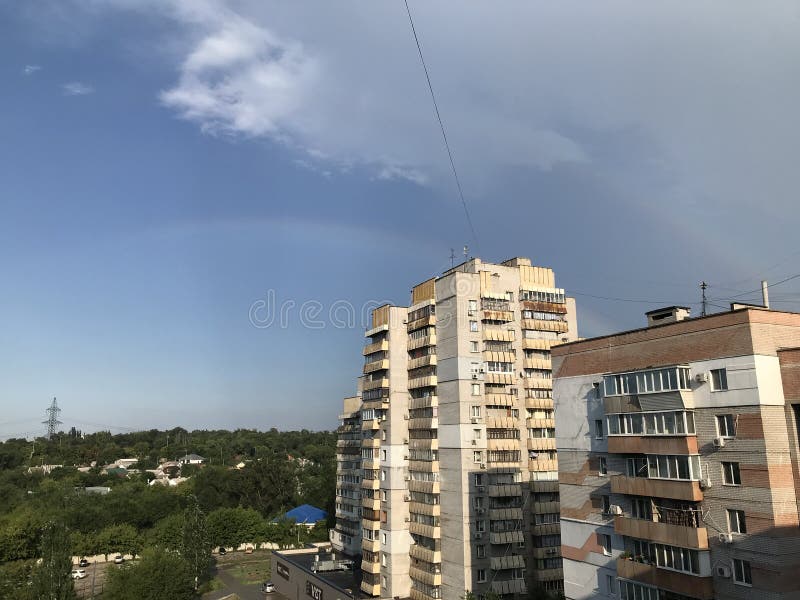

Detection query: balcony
xmin=362 ymin=518 xmax=381 ymax=531
xmin=407 ymin=314 xmax=436 ymax=332
xmin=531 ymin=523 xmax=560 ymax=536
xmin=483 ymin=351 xmax=515 ymax=363
xmin=361 ymin=419 xmax=380 ymax=431
xmin=361 ymin=458 xmax=380 ymax=470
xmin=409 ymin=438 xmax=439 ymax=451
xmin=490 ymin=554 xmax=525 ymax=570
xmin=408 ymin=333 xmax=436 ymax=351
xmin=533 ymin=501 xmax=560 ymax=513
xmin=523 ymin=378 xmax=553 ymax=390
xmin=409 ymin=544 xmax=441 ymax=564
xmin=485 ymin=372 xmax=514 ymax=385
xmin=410 ymin=587 xmax=441 ymax=600
xmin=408 ymin=480 xmax=440 ymax=494
xmin=361 ymin=437 xmax=380 ymax=448
xmin=530 ymin=567 xmax=563 ymax=582
xmin=361 ymin=478 xmax=380 ymax=490
xmin=409 ymin=395 xmax=438 ymax=410
xmin=362 ymin=497 xmax=380 ymax=511
xmin=520 ymin=319 xmax=569 ymax=333
xmin=482 ymin=309 xmax=514 ymax=322
xmin=362 ymin=339 xmax=388 ymax=355
xmin=482 ymin=328 xmax=514 ymax=342
xmin=488 ymin=484 xmax=522 ymax=497
xmin=409 ymin=522 xmax=441 ymax=538
xmin=410 ymin=501 xmax=441 ymax=517
xmin=607 ymin=435 xmax=699 ymax=455
xmin=361 ymin=537 xmax=380 ymax=553
xmin=486 ymin=416 xmax=518 ymax=429
xmin=362 ymin=377 xmax=389 ymax=391
xmin=408 ymin=354 xmax=437 ymax=370
xmin=408 ymin=460 xmax=439 ymax=473
xmin=363 ymin=358 xmax=389 ymax=374
xmin=521 ymin=300 xmax=568 ymax=314
xmin=360 ymin=558 xmax=380 ymax=574
xmin=523 ymin=357 xmax=552 ymax=370
xmin=360 ymin=580 xmax=381 ymax=597
xmin=490 ymin=579 xmax=526 ymax=595
xmin=527 ymin=438 xmax=557 ymax=451
xmin=489 ymin=530 xmax=525 ymax=545
xmin=409 ymin=565 xmax=442 ymax=587
xmin=614 ymin=516 xmax=708 ymax=549
xmin=489 ymin=507 xmax=523 ymax=521
xmin=487 ymin=438 xmax=520 ymax=451
xmin=531 ymin=546 xmax=561 ymax=559
xmin=530 ymin=480 xmax=559 ymax=493
xmin=409 ymin=375 xmax=438 ymax=389
xmin=485 ymin=393 xmax=517 ymax=407
xmin=527 ymin=417 xmax=555 ymax=429
xmin=529 ymin=458 xmax=558 ymax=472
xmin=525 ymin=397 xmax=553 ymax=410
xmin=409 ymin=417 xmax=438 ymax=430
xmin=610 ymin=475 xmax=703 ymax=502
xmin=521 ymin=338 xmax=554 ymax=350
xmin=616 ymin=558 xmax=714 ymax=599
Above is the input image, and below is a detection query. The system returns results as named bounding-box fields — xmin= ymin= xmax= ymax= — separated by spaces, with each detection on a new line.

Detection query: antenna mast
xmin=43 ymin=397 xmax=62 ymax=440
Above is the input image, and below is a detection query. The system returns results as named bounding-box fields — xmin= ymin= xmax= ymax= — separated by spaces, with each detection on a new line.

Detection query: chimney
xmin=645 ymin=306 xmax=691 ymax=327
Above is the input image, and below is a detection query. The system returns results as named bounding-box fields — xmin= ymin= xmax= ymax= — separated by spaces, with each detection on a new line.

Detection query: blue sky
xmin=2 ymin=1 xmax=800 ymax=437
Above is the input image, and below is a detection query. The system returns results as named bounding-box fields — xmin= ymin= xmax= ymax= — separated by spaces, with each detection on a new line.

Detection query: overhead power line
xmin=403 ymin=0 xmax=480 ymax=254
xmin=709 ymin=272 xmax=800 ymax=303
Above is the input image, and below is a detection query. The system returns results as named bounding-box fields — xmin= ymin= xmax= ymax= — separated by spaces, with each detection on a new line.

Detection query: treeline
xmin=0 ymin=428 xmax=336 ymax=595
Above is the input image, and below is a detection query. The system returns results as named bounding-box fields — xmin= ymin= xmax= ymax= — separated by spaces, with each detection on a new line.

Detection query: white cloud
xmin=62 ymin=81 xmax=94 ymax=95
xmin=23 ymin=64 xmax=41 ymax=75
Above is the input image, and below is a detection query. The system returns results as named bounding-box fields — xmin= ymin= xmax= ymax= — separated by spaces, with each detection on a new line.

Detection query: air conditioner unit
xmin=609 ymin=505 xmax=623 ymax=515
xmin=472 ymin=374 xmax=478 ymax=380
xmin=699 ymin=478 xmax=712 ymax=489
xmin=696 ymin=372 xmax=709 ymax=383
xmin=712 ymin=436 xmax=726 ymax=448
xmin=480 ymin=463 xmax=487 ymax=470
xmin=718 ymin=532 xmax=734 ymax=544
xmin=474 ymin=533 xmax=483 ymax=540
xmin=476 ymin=485 xmax=485 ymax=492
xmin=404 ymin=414 xmax=409 ymax=420
xmin=403 ymin=438 xmax=408 ymax=443
xmin=476 ymin=508 xmax=486 ymax=515
xmin=716 ymin=565 xmax=731 ymax=578
xmin=404 ymin=475 xmax=411 ymax=481
xmin=479 ymin=368 xmax=485 ymax=374
xmin=545 ymin=548 xmax=557 ymax=555
xmin=403 ymin=454 xmax=409 ymax=460
xmin=403 ymin=495 xmax=411 ymax=502
xmin=471 ymin=417 xmax=479 ymax=424
xmin=472 ymin=440 xmax=478 ymax=446
xmin=404 ymin=517 xmax=410 ymax=522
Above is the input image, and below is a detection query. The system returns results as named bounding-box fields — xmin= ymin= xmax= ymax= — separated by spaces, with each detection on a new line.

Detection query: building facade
xmin=331 ymin=257 xmax=577 ymax=599
xmin=552 ymin=306 xmax=800 ymax=600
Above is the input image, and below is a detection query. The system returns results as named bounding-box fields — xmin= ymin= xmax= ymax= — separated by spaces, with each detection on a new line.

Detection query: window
xmin=381 ymin=490 xmax=387 ymax=501
xmin=473 ymin=496 xmax=485 ymax=508
xmin=382 ymin=575 xmax=387 ymax=588
xmin=722 ymin=462 xmax=742 ymax=485
xmin=475 ymin=520 xmax=486 ymax=532
xmin=646 ymin=454 xmax=701 ymax=480
xmin=604 ymin=367 xmax=691 ymax=396
xmin=477 ymin=569 xmax=487 ymax=583
xmin=599 ymin=456 xmax=608 ymax=476
xmin=474 ymin=428 xmax=482 ymax=439
xmin=381 ymin=532 xmax=387 ymax=544
xmin=733 ymin=558 xmax=752 ymax=585
xmin=476 ymin=545 xmax=486 ymax=558
xmin=474 ymin=473 xmax=484 ymax=487
xmin=380 ymin=469 xmax=386 ymax=481
xmin=711 ymin=368 xmax=728 ymax=391
xmin=599 ymin=533 xmax=612 ymax=556
xmin=606 ymin=574 xmax=617 ymax=596
xmin=727 ymin=509 xmax=747 ymax=534
xmin=381 ymin=429 xmax=386 ymax=441
xmin=601 ymin=495 xmax=611 ymax=515
xmin=381 ymin=553 xmax=387 ymax=566
xmin=471 ymin=404 xmax=482 ymax=416
xmin=717 ymin=414 xmax=736 ymax=438
xmin=468 ymin=299 xmax=478 ymax=315
xmin=381 ymin=449 xmax=387 ymax=460
xmin=473 ymin=451 xmax=482 ymax=463
xmin=470 ymin=320 xmax=478 ymax=332
xmin=595 ymin=419 xmax=604 ymax=439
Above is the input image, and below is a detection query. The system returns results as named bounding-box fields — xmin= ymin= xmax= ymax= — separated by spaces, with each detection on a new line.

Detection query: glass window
xmin=476 ymin=545 xmax=486 ymax=558
xmin=599 ymin=456 xmax=607 ymax=476
xmin=728 ymin=509 xmax=747 ymax=534
xmin=723 ymin=462 xmax=742 ymax=485
xmin=717 ymin=414 xmax=736 ymax=437
xmin=733 ymin=558 xmax=752 ymax=585
xmin=711 ymin=368 xmax=728 ymax=391
xmin=477 ymin=569 xmax=486 ymax=583
xmin=470 ymin=340 xmax=478 ymax=352
xmin=606 ymin=574 xmax=617 ymax=596
xmin=599 ymin=533 xmax=612 ymax=555
xmin=595 ymin=419 xmax=604 ymax=439
xmin=469 ymin=320 xmax=478 ymax=332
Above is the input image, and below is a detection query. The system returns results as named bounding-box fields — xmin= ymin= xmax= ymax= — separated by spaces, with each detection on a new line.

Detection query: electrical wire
xmin=708 ymin=272 xmax=800 ymax=302
xmin=568 ymin=290 xmax=700 ymax=305
xmin=403 ymin=0 xmax=480 ymax=255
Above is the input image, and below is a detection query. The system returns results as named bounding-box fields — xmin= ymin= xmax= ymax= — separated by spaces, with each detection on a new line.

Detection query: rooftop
xmin=273 ymin=547 xmax=366 ymax=599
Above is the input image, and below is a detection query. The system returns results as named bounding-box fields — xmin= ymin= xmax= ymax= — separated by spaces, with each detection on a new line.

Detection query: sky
xmin=2 ymin=1 xmax=800 ymax=438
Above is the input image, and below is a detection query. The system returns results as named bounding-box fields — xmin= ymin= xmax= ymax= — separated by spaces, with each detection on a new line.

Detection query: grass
xmin=225 ymin=556 xmax=271 ymax=586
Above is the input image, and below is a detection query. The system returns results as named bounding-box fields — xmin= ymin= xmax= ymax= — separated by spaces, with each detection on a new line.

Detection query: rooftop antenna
xmin=761 ymin=280 xmax=770 ymax=308
xmin=463 ymin=245 xmax=469 ymax=260
xmin=449 ymin=248 xmax=456 ymax=268
xmin=43 ymin=397 xmax=62 ymax=440
xmin=700 ymin=281 xmax=708 ymax=317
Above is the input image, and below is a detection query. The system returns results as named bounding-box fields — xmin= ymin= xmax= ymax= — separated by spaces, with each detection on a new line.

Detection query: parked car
xmin=218 ymin=547 xmax=227 ymax=556
xmin=71 ymin=569 xmax=86 ymax=580
xmin=114 ymin=555 xmax=125 ymax=564
xmin=261 ymin=581 xmax=276 ymax=593
xmin=78 ymin=558 xmax=89 ymax=568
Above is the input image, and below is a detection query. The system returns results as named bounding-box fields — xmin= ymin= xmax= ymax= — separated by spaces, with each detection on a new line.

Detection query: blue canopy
xmin=280 ymin=504 xmax=327 ymax=524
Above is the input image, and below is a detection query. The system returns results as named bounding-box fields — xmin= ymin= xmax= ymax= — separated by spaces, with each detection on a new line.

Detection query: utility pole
xmin=700 ymin=281 xmax=708 ymax=317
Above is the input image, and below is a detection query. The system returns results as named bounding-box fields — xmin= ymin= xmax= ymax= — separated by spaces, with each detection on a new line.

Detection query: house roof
xmin=280 ymin=504 xmax=327 ymax=524
xmin=179 ymin=454 xmax=205 ymax=461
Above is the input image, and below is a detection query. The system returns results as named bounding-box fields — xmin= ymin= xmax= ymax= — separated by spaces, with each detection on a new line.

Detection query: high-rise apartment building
xmin=329 ymin=257 xmax=577 ymax=599
xmin=552 ymin=305 xmax=800 ymax=600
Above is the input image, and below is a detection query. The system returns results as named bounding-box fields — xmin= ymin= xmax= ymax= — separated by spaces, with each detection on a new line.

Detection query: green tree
xmin=104 ymin=547 xmax=195 ymax=600
xmin=29 ymin=522 xmax=76 ymax=600
xmin=147 ymin=512 xmax=185 ymax=550
xmin=96 ymin=524 xmax=141 ymax=560
xmin=206 ymin=507 xmax=265 ymax=549
xmin=181 ymin=496 xmax=211 ymax=590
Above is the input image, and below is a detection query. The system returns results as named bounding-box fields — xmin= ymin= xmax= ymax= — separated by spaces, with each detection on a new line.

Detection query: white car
xmin=114 ymin=555 xmax=125 ymax=564
xmin=71 ymin=569 xmax=87 ymax=580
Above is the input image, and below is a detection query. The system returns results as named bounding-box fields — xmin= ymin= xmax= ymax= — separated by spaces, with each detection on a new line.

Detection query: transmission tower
xmin=42 ymin=397 xmax=62 ymax=440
